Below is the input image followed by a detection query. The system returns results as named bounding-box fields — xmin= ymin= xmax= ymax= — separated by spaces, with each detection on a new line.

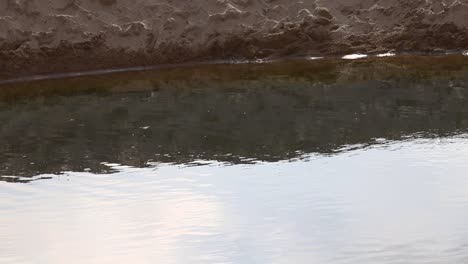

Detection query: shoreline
xmin=1 ymin=52 xmax=468 ymax=85
xmin=2 ymin=0 xmax=468 ymax=80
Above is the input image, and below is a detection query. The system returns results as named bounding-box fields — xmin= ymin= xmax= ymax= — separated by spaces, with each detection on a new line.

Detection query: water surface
xmin=2 ymin=56 xmax=468 ymax=263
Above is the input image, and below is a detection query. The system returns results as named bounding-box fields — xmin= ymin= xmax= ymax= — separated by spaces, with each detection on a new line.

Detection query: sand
xmin=2 ymin=0 xmax=468 ymax=79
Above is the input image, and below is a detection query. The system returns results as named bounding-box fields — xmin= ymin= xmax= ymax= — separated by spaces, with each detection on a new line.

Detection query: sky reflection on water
xmin=2 ymin=56 xmax=468 ymax=263
xmin=2 ymin=137 xmax=468 ymax=264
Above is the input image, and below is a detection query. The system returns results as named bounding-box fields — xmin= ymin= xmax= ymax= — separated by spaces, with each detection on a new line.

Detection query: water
xmin=2 ymin=56 xmax=468 ymax=263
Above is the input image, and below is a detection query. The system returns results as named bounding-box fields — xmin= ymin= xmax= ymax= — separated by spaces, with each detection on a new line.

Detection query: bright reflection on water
xmin=2 ymin=56 xmax=468 ymax=263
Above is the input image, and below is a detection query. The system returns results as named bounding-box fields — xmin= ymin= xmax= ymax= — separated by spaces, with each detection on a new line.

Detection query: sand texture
xmin=2 ymin=0 xmax=468 ymax=79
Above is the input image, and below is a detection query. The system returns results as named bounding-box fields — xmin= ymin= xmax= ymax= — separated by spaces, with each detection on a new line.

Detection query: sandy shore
xmin=2 ymin=0 xmax=468 ymax=79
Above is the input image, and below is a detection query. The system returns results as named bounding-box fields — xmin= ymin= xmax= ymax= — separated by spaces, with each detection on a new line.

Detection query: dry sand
xmin=2 ymin=0 xmax=468 ymax=79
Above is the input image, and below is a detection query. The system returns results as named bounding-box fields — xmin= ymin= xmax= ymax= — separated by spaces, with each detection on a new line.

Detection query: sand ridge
xmin=2 ymin=0 xmax=468 ymax=79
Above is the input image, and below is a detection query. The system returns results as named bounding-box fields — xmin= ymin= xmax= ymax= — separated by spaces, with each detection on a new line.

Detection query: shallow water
xmin=2 ymin=56 xmax=468 ymax=263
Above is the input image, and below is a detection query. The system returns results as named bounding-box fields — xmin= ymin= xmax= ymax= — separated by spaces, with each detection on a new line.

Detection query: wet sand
xmin=2 ymin=0 xmax=468 ymax=79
